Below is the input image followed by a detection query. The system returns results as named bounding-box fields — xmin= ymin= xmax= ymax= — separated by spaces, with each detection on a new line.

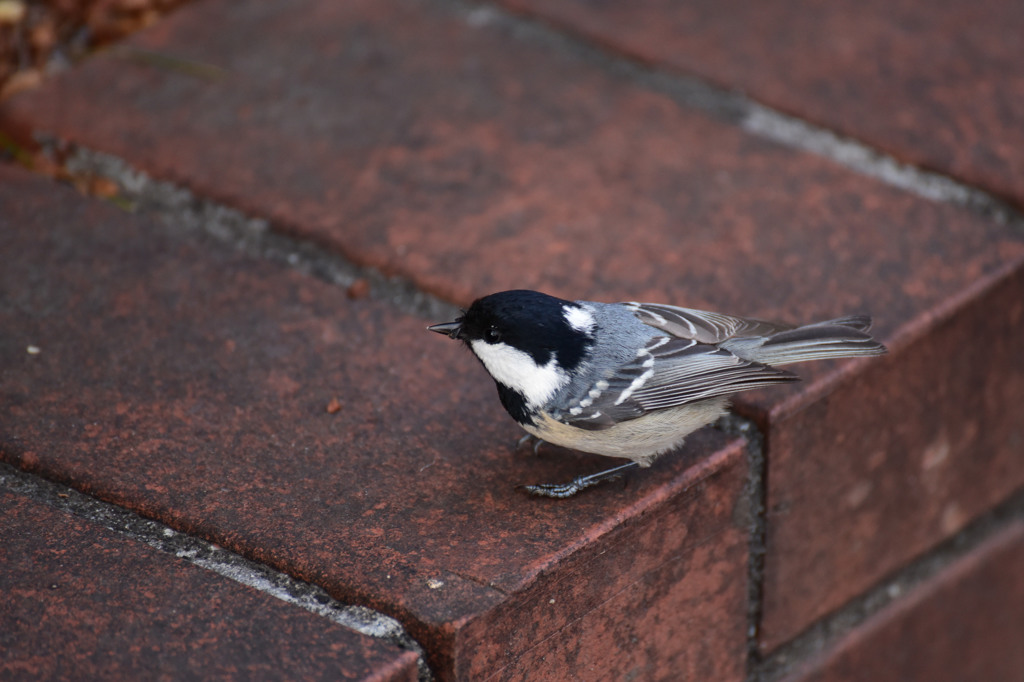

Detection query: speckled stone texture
xmin=3 ymin=0 xmax=1024 ymax=663
xmin=780 ymin=521 xmax=1024 ymax=682
xmin=0 ymin=164 xmax=751 ymax=679
xmin=0 ymin=487 xmax=419 ymax=681
xmin=755 ymin=262 xmax=1024 ymax=650
xmin=0 ymin=0 xmax=1016 ymax=309
xmin=499 ymin=0 xmax=1024 ymax=208
xmin=456 ymin=446 xmax=750 ymax=681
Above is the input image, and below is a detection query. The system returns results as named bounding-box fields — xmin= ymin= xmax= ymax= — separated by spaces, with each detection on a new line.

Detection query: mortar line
xmin=713 ymin=414 xmax=769 ymax=677
xmin=712 ymin=406 xmax=1024 ymax=680
xmin=451 ymin=0 xmax=1024 ymax=229
xmin=0 ymin=461 xmax=435 ymax=682
xmin=52 ymin=144 xmax=462 ymax=323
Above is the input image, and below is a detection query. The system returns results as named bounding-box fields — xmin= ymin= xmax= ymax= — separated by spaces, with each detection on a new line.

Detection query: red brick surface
xmin=0 ymin=487 xmax=418 ymax=681
xmin=457 ymin=447 xmax=750 ymax=681
xmin=499 ymin=0 xmax=1024 ymax=207
xmin=0 ymin=0 xmax=1013 ymax=313
xmin=781 ymin=521 xmax=1024 ymax=682
xmin=0 ymin=163 xmax=751 ymax=679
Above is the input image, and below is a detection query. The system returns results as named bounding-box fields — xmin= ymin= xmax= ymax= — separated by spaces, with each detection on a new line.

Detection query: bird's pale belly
xmin=522 ymin=397 xmax=729 ymax=466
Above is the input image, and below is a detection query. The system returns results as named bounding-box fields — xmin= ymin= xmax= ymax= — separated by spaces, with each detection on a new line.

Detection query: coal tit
xmin=429 ymin=290 xmax=886 ymax=498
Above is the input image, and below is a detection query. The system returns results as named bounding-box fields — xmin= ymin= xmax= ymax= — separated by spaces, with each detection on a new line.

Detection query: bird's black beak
xmin=427 ymin=321 xmax=463 ymax=339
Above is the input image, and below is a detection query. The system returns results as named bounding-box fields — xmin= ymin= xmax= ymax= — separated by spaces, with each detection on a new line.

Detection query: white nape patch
xmin=563 ymin=305 xmax=596 ymax=334
xmin=470 ymin=339 xmax=568 ymax=408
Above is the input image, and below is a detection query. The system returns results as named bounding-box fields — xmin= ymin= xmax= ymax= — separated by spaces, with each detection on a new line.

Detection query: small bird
xmin=429 ymin=290 xmax=886 ymax=498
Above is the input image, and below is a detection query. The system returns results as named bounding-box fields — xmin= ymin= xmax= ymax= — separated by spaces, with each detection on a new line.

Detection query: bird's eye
xmin=485 ymin=327 xmax=502 ymax=343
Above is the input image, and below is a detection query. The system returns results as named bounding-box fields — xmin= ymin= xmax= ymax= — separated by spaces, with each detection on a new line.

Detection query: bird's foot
xmin=516 ymin=434 xmax=546 ymax=456
xmin=518 ymin=462 xmax=639 ymax=499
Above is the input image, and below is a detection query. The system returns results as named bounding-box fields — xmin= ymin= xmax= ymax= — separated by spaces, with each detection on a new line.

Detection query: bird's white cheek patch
xmin=470 ymin=340 xmax=568 ymax=407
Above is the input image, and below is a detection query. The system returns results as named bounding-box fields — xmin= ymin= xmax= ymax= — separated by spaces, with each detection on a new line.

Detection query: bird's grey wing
xmin=622 ymin=302 xmax=791 ymax=344
xmin=555 ymin=336 xmax=798 ymax=430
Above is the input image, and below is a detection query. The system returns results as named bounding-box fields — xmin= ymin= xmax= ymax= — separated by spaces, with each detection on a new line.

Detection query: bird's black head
xmin=428 ymin=289 xmax=595 ymax=372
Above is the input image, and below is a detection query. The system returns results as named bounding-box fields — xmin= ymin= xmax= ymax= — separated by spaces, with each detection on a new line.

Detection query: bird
xmin=428 ymin=290 xmax=886 ymax=498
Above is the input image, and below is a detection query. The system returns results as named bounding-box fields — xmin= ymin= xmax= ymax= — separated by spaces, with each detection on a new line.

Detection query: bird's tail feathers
xmin=806 ymin=314 xmax=873 ymax=333
xmin=724 ymin=316 xmax=887 ymax=366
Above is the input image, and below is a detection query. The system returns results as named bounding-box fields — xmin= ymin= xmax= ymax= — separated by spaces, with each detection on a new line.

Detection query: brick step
xmin=1 ymin=0 xmax=1023 ymax=677
xmin=0 ymin=164 xmax=751 ymax=679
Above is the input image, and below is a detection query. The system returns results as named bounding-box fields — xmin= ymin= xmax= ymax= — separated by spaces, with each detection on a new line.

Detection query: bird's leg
xmin=516 ymin=433 xmax=546 ymax=455
xmin=518 ymin=461 xmax=639 ymax=499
